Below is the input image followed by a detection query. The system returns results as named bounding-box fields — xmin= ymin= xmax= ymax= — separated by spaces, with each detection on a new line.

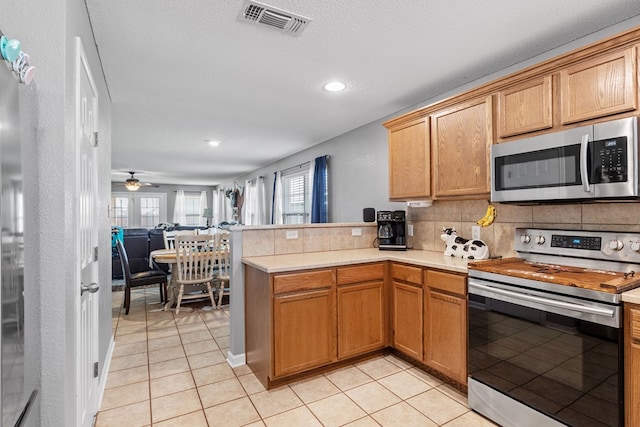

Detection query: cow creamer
xmin=440 ymin=227 xmax=489 ymax=260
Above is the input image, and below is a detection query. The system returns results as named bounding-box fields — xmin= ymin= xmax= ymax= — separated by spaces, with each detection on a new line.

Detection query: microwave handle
xmin=580 ymin=134 xmax=591 ymax=192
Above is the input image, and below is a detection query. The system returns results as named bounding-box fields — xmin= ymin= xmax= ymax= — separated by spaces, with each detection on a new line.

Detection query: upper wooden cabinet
xmin=386 ymin=116 xmax=430 ymax=200
xmin=497 ymin=76 xmax=553 ymax=138
xmin=431 ymin=96 xmax=492 ymax=198
xmin=560 ymin=47 xmax=637 ymax=125
xmin=384 ymin=28 xmax=640 ymax=201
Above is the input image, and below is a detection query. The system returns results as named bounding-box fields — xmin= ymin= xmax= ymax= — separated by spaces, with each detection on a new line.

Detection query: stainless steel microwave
xmin=491 ymin=116 xmax=639 ymax=203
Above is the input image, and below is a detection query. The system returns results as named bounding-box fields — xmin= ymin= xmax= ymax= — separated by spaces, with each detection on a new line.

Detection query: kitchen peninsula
xmin=243 ymin=246 xmax=469 ymax=390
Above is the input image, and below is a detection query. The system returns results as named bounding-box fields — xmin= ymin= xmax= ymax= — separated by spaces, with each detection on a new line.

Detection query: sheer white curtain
xmin=272 ymin=171 xmax=283 ymax=225
xmin=212 ymin=188 xmax=226 ymax=226
xmin=255 ymin=176 xmax=267 ymax=225
xmin=199 ymin=190 xmax=208 ymax=226
xmin=241 ymin=177 xmax=267 ymax=225
xmin=173 ymin=190 xmax=186 ymax=224
xmin=242 ymin=180 xmax=254 ymax=225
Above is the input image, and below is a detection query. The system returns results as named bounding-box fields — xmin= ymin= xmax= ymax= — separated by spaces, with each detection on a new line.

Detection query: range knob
xmin=609 ymin=239 xmax=624 ymax=251
xmin=520 ymin=235 xmax=531 ymax=244
xmin=535 ymin=235 xmax=546 ymax=245
xmin=632 ymin=241 xmax=640 ymax=252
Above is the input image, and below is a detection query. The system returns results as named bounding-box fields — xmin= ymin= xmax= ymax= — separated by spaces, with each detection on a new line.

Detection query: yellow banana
xmin=476 ymin=204 xmax=497 ymax=227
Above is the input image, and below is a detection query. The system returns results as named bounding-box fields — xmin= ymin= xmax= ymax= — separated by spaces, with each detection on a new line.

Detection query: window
xmin=281 ymin=164 xmax=310 ymax=224
xmin=140 ymin=197 xmax=161 ymax=228
xmin=110 ymin=192 xmax=167 ymax=228
xmin=111 ymin=196 xmax=130 ymax=227
xmin=183 ymin=193 xmax=203 ymax=226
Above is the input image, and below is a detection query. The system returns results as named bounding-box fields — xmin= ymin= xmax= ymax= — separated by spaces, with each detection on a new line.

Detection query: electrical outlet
xmin=351 ymin=228 xmax=362 ymax=236
xmin=472 ymin=225 xmax=481 ymax=240
xmin=286 ymin=230 xmax=298 ymax=239
xmin=407 ymin=224 xmax=414 ymax=237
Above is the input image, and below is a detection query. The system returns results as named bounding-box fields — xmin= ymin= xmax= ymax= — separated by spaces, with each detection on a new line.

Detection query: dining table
xmin=150 ymin=248 xmax=218 ymax=311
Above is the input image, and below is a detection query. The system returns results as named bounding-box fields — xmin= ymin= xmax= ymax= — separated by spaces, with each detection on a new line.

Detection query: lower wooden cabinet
xmin=424 ymin=270 xmax=467 ymax=384
xmin=336 ymin=263 xmax=386 ymax=359
xmin=392 ymin=264 xmax=424 ymax=361
xmin=246 ymin=261 xmax=468 ymax=389
xmin=246 ymin=263 xmax=389 ymax=387
xmin=273 ymin=288 xmax=336 ymax=378
xmin=393 ymin=281 xmax=423 ymax=360
xmin=625 ymin=303 xmax=640 ymax=426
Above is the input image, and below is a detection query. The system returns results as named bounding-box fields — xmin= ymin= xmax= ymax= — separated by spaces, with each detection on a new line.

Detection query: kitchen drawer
xmin=392 ymin=263 xmax=422 ymax=286
xmin=425 ymin=270 xmax=466 ymax=296
xmin=273 ymin=269 xmax=335 ymax=295
xmin=337 ymin=263 xmax=384 ymax=285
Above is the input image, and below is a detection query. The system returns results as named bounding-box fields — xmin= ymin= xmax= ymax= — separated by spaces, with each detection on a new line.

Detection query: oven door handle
xmin=469 ymin=281 xmax=615 ymax=318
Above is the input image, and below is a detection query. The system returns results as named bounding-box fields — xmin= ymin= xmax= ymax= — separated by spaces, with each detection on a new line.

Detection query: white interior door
xmin=76 ymin=37 xmax=100 ymax=427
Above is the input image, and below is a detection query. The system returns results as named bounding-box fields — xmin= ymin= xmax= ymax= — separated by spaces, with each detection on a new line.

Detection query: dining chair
xmin=214 ymin=231 xmax=231 ymax=309
xmin=173 ymin=234 xmax=217 ymax=314
xmin=163 ymin=229 xmax=196 ymax=250
xmin=116 ymin=239 xmax=168 ymax=314
xmin=162 ymin=229 xmax=197 ymax=272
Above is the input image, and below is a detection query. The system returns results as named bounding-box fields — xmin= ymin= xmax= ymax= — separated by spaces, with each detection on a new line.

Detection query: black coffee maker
xmin=377 ymin=210 xmax=406 ymax=250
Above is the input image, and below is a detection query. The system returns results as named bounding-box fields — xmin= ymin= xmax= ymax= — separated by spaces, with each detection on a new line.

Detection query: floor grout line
xmin=99 ymin=287 xmax=494 ymax=427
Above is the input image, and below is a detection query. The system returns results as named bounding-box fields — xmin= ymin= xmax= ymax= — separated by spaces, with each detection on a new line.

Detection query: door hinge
xmin=93 ymin=361 xmax=99 ymax=378
xmin=93 ymin=131 xmax=98 ymax=147
xmin=93 ymin=246 xmax=98 ymax=262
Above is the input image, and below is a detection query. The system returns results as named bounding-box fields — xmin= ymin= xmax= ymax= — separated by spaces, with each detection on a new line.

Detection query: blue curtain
xmin=271 ymin=171 xmax=277 ymax=224
xmin=311 ymin=155 xmax=328 ymax=223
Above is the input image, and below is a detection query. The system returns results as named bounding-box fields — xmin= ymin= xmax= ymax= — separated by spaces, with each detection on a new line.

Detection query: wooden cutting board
xmin=468 ymin=257 xmax=640 ymax=294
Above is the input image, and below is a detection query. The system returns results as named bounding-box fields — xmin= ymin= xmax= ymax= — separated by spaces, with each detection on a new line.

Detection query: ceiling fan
xmin=112 ymin=171 xmax=157 ymax=192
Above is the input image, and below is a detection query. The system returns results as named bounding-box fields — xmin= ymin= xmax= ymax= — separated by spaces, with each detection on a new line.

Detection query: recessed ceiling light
xmin=207 ymin=140 xmax=221 ymax=147
xmin=324 ymin=81 xmax=346 ymax=92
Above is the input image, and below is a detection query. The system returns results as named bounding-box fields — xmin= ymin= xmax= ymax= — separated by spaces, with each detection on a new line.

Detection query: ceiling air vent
xmin=239 ymin=0 xmax=312 ymax=37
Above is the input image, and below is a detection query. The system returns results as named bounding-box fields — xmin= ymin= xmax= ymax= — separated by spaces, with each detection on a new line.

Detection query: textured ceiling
xmin=86 ymin=0 xmax=640 ymax=186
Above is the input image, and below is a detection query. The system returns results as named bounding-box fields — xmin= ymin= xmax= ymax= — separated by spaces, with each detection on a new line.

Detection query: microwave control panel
xmin=590 ymin=136 xmax=627 ymax=183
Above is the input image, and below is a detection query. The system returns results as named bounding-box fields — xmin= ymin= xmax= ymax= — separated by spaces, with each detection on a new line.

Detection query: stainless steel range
xmin=467 ymin=228 xmax=640 ymax=427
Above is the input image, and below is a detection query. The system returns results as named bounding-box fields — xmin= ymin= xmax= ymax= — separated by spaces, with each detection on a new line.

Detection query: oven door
xmin=468 ymin=278 xmax=623 ymax=427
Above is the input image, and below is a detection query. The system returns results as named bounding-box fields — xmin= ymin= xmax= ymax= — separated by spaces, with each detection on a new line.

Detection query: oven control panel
xmin=515 ymin=228 xmax=640 ymax=263
xmin=550 ymin=235 xmax=602 ymax=251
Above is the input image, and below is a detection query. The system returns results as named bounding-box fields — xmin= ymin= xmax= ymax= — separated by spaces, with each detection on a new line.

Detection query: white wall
xmin=234 ymin=15 xmax=640 ymax=224
xmin=2 ymin=0 xmax=112 ymax=425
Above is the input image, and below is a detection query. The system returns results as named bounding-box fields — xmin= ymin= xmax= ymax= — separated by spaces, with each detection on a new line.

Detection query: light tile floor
xmin=97 ymin=287 xmax=497 ymax=426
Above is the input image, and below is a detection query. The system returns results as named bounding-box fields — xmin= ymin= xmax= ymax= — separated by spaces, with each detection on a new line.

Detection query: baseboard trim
xmin=226 ymin=351 xmax=246 ymax=368
xmin=97 ymin=336 xmax=115 ymax=409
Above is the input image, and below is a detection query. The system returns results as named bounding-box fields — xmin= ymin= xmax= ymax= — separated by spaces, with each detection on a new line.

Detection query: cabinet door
xmin=625 ymin=304 xmax=640 ymax=426
xmin=431 ymin=96 xmax=492 ymax=198
xmin=424 ymin=289 xmax=467 ymax=384
xmin=392 ymin=281 xmax=423 ymax=360
xmin=497 ymin=76 xmax=553 ymax=138
xmin=388 ymin=117 xmax=430 ymax=200
xmin=273 ymin=289 xmax=336 ymax=378
xmin=337 ymin=281 xmax=385 ymax=359
xmin=560 ymin=47 xmax=637 ymax=125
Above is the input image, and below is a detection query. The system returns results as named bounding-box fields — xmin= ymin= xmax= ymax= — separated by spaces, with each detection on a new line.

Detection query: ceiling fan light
xmin=125 ymin=182 xmax=141 ymax=191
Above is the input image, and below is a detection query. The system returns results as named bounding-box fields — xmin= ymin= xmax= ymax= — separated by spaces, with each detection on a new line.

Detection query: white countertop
xmin=623 ymin=287 xmax=640 ymax=304
xmin=242 ymin=248 xmax=469 ymax=274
